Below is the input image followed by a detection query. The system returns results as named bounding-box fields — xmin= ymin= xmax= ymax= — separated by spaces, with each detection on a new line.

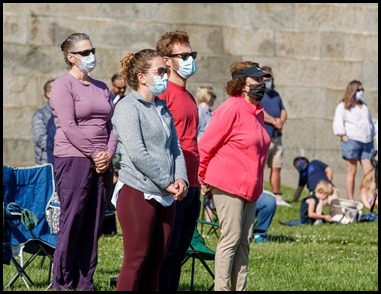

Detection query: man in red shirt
xmin=156 ymin=30 xmax=201 ymax=291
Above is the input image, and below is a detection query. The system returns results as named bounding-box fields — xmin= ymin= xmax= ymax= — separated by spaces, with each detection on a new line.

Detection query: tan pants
xmin=212 ymin=187 xmax=257 ymax=291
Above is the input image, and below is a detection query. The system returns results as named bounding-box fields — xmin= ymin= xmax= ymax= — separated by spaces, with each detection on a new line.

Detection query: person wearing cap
xmin=259 ymin=66 xmax=290 ymax=207
xmin=198 ymin=61 xmax=271 ymax=291
xmin=292 ymin=156 xmax=339 ymax=214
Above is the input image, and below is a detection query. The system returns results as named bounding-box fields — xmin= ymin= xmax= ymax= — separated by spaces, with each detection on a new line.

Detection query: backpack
xmin=45 ymin=192 xmax=60 ymax=234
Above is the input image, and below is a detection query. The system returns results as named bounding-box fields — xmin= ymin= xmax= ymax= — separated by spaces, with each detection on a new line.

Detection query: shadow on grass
xmin=268 ymin=235 xmax=296 ymax=243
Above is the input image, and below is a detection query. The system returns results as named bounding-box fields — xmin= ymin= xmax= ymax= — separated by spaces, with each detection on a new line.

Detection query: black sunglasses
xmin=167 ymin=51 xmax=197 ymax=61
xmin=70 ymin=48 xmax=96 ymax=57
xmin=149 ymin=67 xmax=169 ymax=76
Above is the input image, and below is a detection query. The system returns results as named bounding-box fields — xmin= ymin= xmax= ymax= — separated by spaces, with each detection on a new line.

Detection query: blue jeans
xmin=253 ymin=192 xmax=277 ymax=237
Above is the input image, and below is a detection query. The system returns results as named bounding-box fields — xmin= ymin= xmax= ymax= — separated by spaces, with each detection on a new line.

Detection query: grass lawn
xmin=3 ymin=184 xmax=378 ymax=291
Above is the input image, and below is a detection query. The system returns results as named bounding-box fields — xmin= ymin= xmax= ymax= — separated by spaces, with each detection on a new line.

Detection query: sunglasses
xmin=148 ymin=67 xmax=169 ymax=76
xmin=357 ymin=88 xmax=365 ymax=92
xmin=167 ymin=51 xmax=197 ymax=61
xmin=70 ymin=48 xmax=96 ymax=56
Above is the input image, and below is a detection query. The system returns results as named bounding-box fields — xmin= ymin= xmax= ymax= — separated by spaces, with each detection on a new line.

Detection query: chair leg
xmin=198 ymin=257 xmax=215 ymax=278
xmin=40 ymin=255 xmax=46 ymax=269
xmin=7 ymin=256 xmax=35 ymax=289
xmin=190 ymin=256 xmax=195 ymax=291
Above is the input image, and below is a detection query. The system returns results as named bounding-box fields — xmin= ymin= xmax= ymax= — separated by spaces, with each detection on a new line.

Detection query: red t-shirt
xmin=158 ymin=81 xmax=200 ymax=187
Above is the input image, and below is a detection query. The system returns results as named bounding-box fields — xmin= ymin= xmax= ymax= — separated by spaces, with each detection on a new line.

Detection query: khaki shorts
xmin=266 ymin=137 xmax=284 ymax=168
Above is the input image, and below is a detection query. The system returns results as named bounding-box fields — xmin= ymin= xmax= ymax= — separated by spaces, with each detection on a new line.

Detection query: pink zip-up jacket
xmin=198 ymin=95 xmax=271 ymax=202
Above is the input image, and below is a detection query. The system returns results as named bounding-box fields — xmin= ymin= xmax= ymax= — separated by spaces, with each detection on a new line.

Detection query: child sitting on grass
xmin=360 ymin=167 xmax=378 ymax=211
xmin=300 ymin=180 xmax=335 ymax=225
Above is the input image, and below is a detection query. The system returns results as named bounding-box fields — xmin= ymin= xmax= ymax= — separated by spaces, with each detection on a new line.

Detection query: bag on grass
xmin=329 ymin=198 xmax=363 ymax=224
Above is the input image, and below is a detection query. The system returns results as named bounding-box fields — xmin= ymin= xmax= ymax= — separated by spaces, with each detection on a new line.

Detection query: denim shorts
xmin=340 ymin=138 xmax=374 ymax=160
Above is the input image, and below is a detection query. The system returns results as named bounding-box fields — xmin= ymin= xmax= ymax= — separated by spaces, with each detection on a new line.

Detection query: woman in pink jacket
xmin=198 ymin=61 xmax=271 ymax=291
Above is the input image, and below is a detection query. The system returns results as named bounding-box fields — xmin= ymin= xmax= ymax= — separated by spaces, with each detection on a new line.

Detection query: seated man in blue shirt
xmin=253 ymin=191 xmax=277 ymax=243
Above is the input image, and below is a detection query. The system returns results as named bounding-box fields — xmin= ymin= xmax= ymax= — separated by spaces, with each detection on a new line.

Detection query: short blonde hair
xmin=315 ymin=180 xmax=334 ymax=196
xmin=196 ymin=86 xmax=216 ymax=104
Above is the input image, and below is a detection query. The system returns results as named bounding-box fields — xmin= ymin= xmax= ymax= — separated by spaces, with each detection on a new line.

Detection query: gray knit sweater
xmin=111 ymin=90 xmax=188 ymax=195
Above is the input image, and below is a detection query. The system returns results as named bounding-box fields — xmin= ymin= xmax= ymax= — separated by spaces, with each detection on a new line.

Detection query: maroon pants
xmin=52 ymin=157 xmax=112 ymax=291
xmin=116 ymin=184 xmax=175 ymax=291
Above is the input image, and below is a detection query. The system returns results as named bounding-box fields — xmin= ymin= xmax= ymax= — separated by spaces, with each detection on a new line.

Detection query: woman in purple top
xmin=50 ymin=32 xmax=117 ymax=291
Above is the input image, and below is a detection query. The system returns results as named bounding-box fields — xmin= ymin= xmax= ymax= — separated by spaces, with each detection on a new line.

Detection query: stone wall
xmin=3 ymin=3 xmax=378 ymax=172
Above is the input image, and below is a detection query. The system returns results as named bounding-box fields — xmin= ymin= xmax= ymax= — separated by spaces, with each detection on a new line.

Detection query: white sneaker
xmin=276 ymin=199 xmax=292 ymax=207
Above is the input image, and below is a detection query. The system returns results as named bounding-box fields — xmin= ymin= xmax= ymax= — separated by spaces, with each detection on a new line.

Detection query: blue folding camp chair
xmin=3 ymin=164 xmax=57 ymax=289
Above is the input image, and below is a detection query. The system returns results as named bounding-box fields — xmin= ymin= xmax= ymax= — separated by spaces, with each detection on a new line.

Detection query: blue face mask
xmin=296 ymin=160 xmax=308 ymax=173
xmin=176 ymin=57 xmax=197 ymax=79
xmin=79 ymin=53 xmax=96 ymax=73
xmin=148 ymin=74 xmax=168 ymax=96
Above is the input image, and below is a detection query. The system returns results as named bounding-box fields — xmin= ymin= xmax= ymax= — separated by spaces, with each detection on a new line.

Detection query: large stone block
xmin=296 ymin=3 xmax=371 ymax=33
xmin=321 ymin=32 xmax=345 ymax=59
xmin=3 ymin=13 xmax=28 ymax=44
xmin=3 ymin=139 xmax=35 ymax=167
xmin=3 ymin=108 xmax=36 ymax=140
xmin=276 ymin=31 xmax=320 ymax=59
xmin=223 ymin=27 xmax=276 ymax=57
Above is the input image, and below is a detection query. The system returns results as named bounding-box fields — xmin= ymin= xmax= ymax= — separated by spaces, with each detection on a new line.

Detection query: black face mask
xmin=248 ymin=83 xmax=266 ymax=101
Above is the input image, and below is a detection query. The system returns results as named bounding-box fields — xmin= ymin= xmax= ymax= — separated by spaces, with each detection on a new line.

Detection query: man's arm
xmin=273 ymin=109 xmax=287 ymax=130
xmin=293 ymin=185 xmax=305 ymax=202
xmin=325 ymin=166 xmax=334 ymax=181
xmin=32 ymin=111 xmax=47 ymax=149
xmin=279 ymin=108 xmax=287 ymax=126
xmin=263 ymin=110 xmax=276 ymax=125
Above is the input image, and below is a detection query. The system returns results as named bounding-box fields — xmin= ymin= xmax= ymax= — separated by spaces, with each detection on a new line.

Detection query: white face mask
xmin=148 ymin=74 xmax=168 ymax=96
xmin=264 ymin=79 xmax=274 ymax=91
xmin=355 ymin=90 xmax=364 ymax=101
xmin=79 ymin=53 xmax=96 ymax=73
xmin=176 ymin=57 xmax=197 ymax=79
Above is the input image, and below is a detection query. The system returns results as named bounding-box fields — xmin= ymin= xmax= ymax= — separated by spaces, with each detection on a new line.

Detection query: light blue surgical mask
xmin=176 ymin=57 xmax=197 ymax=79
xmin=355 ymin=90 xmax=364 ymax=101
xmin=79 ymin=53 xmax=96 ymax=74
xmin=148 ymin=74 xmax=168 ymax=96
xmin=265 ymin=78 xmax=274 ymax=92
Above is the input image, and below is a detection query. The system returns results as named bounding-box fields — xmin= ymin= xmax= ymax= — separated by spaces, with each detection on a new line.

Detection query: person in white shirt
xmin=333 ymin=79 xmax=375 ymax=201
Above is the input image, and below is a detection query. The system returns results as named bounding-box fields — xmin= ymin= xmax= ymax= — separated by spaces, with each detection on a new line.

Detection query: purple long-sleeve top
xmin=50 ymin=73 xmax=117 ymax=159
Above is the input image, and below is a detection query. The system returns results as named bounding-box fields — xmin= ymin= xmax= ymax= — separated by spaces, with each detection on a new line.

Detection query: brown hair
xmin=43 ymin=78 xmax=55 ymax=98
xmin=111 ymin=73 xmax=123 ymax=83
xmin=342 ymin=80 xmax=363 ymax=110
xmin=156 ymin=30 xmax=191 ymax=56
xmin=120 ymin=49 xmax=162 ymax=91
xmin=225 ymin=61 xmax=259 ymax=96
xmin=60 ymin=33 xmax=92 ymax=69
xmin=261 ymin=65 xmax=272 ymax=73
